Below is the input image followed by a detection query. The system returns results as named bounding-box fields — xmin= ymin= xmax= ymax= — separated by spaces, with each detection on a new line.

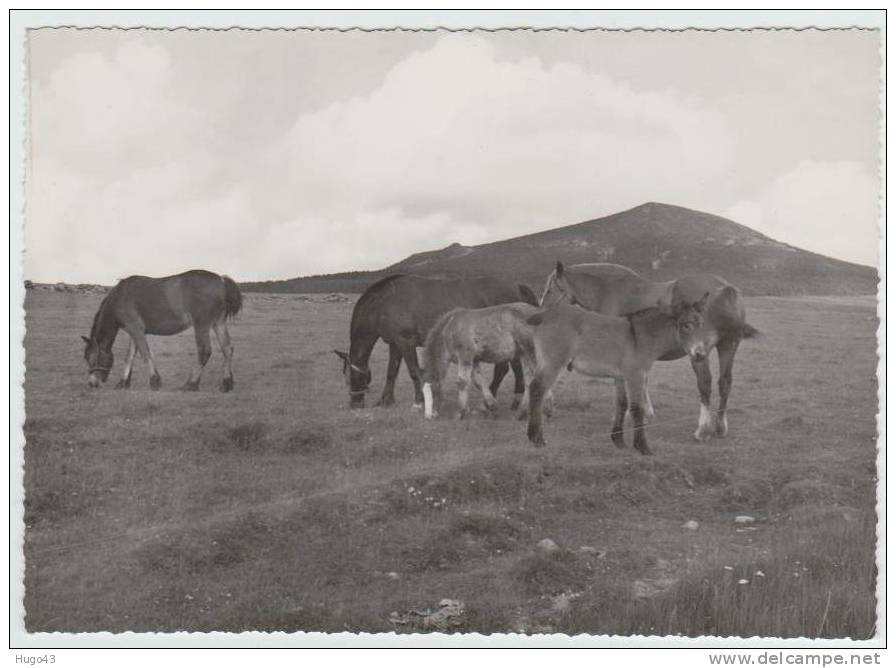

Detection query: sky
xmin=25 ymin=28 xmax=881 ymax=283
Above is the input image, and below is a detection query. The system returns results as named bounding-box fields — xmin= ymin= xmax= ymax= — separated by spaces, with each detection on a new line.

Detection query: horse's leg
xmin=691 ymin=356 xmax=714 ymax=441
xmin=182 ymin=323 xmax=212 ymax=391
xmin=455 ymin=362 xmax=474 ymax=419
xmin=715 ymin=337 xmax=741 ymax=438
xmin=489 ymin=360 xmax=510 ymax=402
xmin=130 ymin=331 xmax=161 ymax=390
xmin=212 ymin=320 xmax=235 ymax=392
xmin=473 ymin=363 xmax=499 ymax=415
xmin=610 ymin=378 xmax=628 ymax=449
xmin=115 ymin=337 xmax=137 ymax=389
xmin=643 ymin=375 xmax=655 ymax=422
xmin=626 ymin=372 xmax=652 ymax=455
xmin=509 ymin=357 xmax=525 ymax=410
xmin=375 ymin=343 xmax=402 ymax=407
xmin=527 ymin=364 xmax=561 ymax=447
xmin=397 ymin=339 xmax=424 ymax=408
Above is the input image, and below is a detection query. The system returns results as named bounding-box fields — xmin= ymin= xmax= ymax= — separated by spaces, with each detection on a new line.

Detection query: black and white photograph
xmin=10 ymin=9 xmax=885 ymax=651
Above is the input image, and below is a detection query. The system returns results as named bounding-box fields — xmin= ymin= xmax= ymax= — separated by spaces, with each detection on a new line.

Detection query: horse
xmin=82 ymin=269 xmax=242 ymax=391
xmin=420 ymin=302 xmax=554 ymax=420
xmin=525 ymin=296 xmax=713 ymax=455
xmin=333 ymin=274 xmax=539 ymax=409
xmin=540 ymin=262 xmax=758 ymax=441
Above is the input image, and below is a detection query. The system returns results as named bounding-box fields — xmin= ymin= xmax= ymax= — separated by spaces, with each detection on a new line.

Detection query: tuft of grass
xmin=561 ymin=511 xmax=877 ymax=639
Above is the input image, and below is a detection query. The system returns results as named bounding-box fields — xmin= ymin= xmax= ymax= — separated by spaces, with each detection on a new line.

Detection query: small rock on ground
xmin=537 ymin=538 xmax=559 ymax=553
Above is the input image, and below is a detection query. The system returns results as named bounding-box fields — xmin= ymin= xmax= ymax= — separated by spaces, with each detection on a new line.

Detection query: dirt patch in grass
xmin=138 ymin=513 xmax=271 ymax=575
xmin=222 ymin=421 xmax=269 ymax=451
xmin=24 ymin=487 xmax=87 ymax=527
xmin=208 ymin=422 xmax=332 ymax=455
xmin=384 ymin=460 xmax=532 ymax=515
xmin=402 ymin=512 xmax=527 ymax=573
xmin=281 ymin=425 xmax=332 ymax=454
xmin=717 ymin=477 xmax=775 ymax=512
xmin=512 ymin=548 xmax=593 ymax=596
xmin=773 ymin=479 xmax=852 ymax=511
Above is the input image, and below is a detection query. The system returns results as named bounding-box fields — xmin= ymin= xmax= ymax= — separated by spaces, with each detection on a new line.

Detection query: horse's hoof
xmin=714 ymin=418 xmax=729 ymax=438
xmin=181 ymin=381 xmax=200 ymax=392
xmin=150 ymin=375 xmax=161 ymax=391
xmin=693 ymin=426 xmax=714 ymax=442
xmin=611 ymin=433 xmax=627 ymax=449
xmin=635 ymin=444 xmax=653 ymax=456
xmin=454 ymin=411 xmax=467 ymax=420
xmin=530 ymin=436 xmax=546 ymax=448
xmin=411 ymin=402 xmax=423 ymax=411
xmin=115 ymin=379 xmax=130 ymax=390
xmin=516 ymin=410 xmax=528 ymax=421
xmin=375 ymin=397 xmax=395 ymax=408
xmin=510 ymin=396 xmax=522 ymax=411
xmin=220 ymin=377 xmax=234 ymax=393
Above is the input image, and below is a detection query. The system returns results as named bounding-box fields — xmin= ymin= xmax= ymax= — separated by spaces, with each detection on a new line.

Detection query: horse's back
xmin=357 ymin=274 xmax=528 ymax=343
xmin=113 ymin=271 xmax=227 ymax=331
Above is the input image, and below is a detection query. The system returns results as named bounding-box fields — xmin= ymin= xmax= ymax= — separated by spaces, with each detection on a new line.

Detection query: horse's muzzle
xmin=87 ymin=373 xmax=102 ymax=388
xmin=691 ymin=351 xmax=708 ymax=363
xmin=349 ymin=395 xmax=365 ymax=409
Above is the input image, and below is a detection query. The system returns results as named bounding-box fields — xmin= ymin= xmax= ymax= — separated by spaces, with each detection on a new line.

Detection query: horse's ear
xmin=333 ymin=349 xmax=349 ymax=362
xmin=694 ymin=291 xmax=711 ymax=312
xmin=555 ymin=261 xmax=564 ymax=277
xmin=81 ymin=335 xmax=91 ymax=344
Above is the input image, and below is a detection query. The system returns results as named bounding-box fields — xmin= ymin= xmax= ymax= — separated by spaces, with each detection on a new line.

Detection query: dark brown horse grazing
xmin=526 ymin=298 xmax=713 ymax=455
xmin=82 ymin=270 xmax=242 ymax=391
xmin=540 ymin=262 xmax=758 ymax=440
xmin=334 ymin=274 xmax=539 ymax=409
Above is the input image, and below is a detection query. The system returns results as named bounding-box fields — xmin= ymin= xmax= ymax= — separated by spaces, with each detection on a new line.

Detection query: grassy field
xmin=21 ymin=290 xmax=879 ymax=638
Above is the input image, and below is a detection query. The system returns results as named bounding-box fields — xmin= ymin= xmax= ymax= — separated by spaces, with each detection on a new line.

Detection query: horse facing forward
xmin=525 ymin=296 xmax=713 ymax=455
xmin=82 ymin=269 xmax=242 ymax=391
xmin=540 ymin=262 xmax=758 ymax=441
xmin=421 ymin=302 xmax=553 ymax=420
xmin=334 ymin=274 xmax=539 ymax=409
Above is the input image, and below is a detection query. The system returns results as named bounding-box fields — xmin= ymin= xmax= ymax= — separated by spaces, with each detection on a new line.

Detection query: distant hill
xmin=242 ymin=203 xmax=878 ymax=296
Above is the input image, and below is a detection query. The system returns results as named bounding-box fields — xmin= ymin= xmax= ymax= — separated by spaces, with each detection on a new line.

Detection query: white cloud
xmin=276 ymin=34 xmax=736 ymax=241
xmin=726 ymin=160 xmax=880 ymax=266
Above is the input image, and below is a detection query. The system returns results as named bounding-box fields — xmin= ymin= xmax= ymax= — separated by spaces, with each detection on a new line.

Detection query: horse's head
xmin=668 ymin=292 xmax=713 ymax=362
xmin=81 ymin=335 xmax=113 ymax=388
xmin=333 ymin=349 xmax=371 ymax=409
xmin=540 ymin=261 xmax=579 ymax=307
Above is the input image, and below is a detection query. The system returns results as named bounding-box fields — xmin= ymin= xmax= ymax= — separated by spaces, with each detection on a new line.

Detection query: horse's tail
xmin=740 ymin=322 xmax=760 ymax=340
xmin=423 ymin=310 xmax=454 ymax=384
xmin=717 ymin=285 xmax=758 ymax=340
xmin=518 ymin=283 xmax=539 ymax=306
xmin=221 ymin=275 xmax=243 ymax=320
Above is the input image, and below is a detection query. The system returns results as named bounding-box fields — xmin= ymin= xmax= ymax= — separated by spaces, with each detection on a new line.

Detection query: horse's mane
xmin=624 ymin=304 xmax=667 ymax=320
xmin=89 ymin=284 xmax=120 ymax=339
xmin=350 ymin=274 xmax=406 ymax=335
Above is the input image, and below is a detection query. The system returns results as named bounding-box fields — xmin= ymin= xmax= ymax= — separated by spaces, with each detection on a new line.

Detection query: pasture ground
xmin=20 ymin=291 xmax=879 ymax=638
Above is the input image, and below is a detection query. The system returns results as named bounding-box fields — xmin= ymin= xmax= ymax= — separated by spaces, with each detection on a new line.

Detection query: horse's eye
xmin=681 ymin=322 xmax=693 ymax=331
